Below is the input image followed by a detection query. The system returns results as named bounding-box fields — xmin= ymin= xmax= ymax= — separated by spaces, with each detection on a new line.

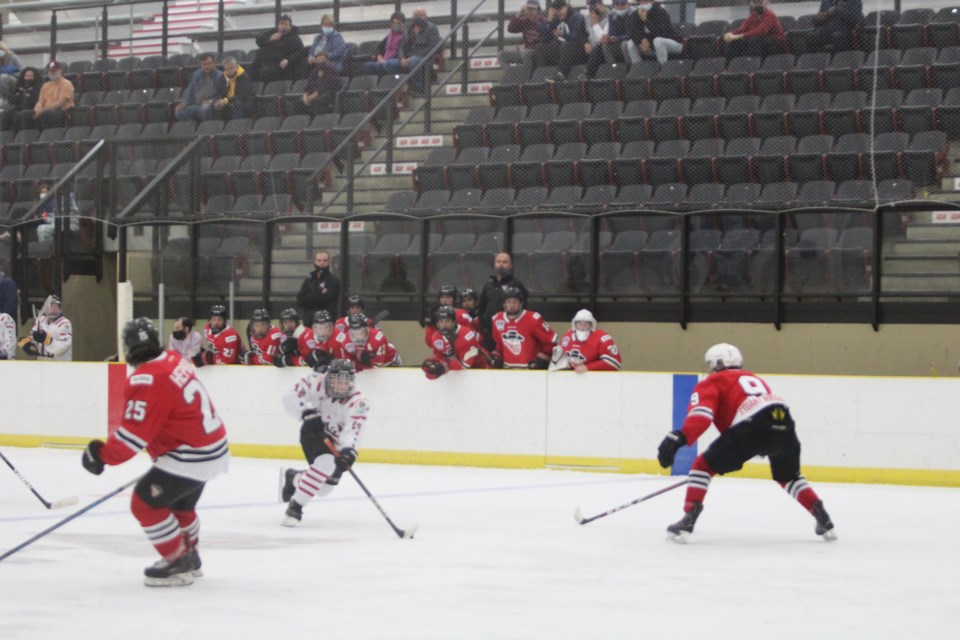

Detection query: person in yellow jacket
xmin=214 ymin=56 xmax=253 ymax=120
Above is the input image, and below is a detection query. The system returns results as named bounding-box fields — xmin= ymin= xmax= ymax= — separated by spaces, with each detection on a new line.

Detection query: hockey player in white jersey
xmin=19 ymin=295 xmax=72 ymax=361
xmin=0 ymin=312 xmax=17 ymax=359
xmin=279 ymin=358 xmax=368 ymax=526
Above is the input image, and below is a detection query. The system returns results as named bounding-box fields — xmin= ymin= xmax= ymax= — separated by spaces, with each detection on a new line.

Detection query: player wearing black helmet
xmin=490 ymin=287 xmax=556 ymax=369
xmin=421 ymin=305 xmax=480 ymax=379
xmin=193 ymin=304 xmax=241 ymax=366
xmin=421 ymin=285 xmax=474 ymax=347
xmin=299 ymin=309 xmax=338 ymax=371
xmin=245 ymin=309 xmax=282 ymax=365
xmin=335 ymin=293 xmax=367 ymax=333
xmin=82 ymin=317 xmax=230 ymax=586
xmin=333 ymin=312 xmax=400 ymax=371
xmin=279 ymin=358 xmax=368 ymax=527
xmin=273 ymin=308 xmax=308 ymax=367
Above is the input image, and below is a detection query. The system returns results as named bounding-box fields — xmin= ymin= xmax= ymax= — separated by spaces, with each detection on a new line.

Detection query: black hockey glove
xmin=335 ymin=446 xmax=358 ymax=472
xmin=302 ymin=414 xmax=325 ymax=432
xmin=0 ymin=349 xmax=7 ymax=360
xmin=82 ymin=440 xmax=106 ymax=475
xmin=357 ymin=349 xmax=373 ymax=366
xmin=421 ymin=358 xmax=447 ymax=380
xmin=273 ymin=352 xmax=287 ymax=368
xmin=19 ymin=337 xmax=39 ymax=357
xmin=657 ymin=431 xmax=687 ymax=468
xmin=488 ymin=352 xmax=503 ymax=369
xmin=281 ymin=338 xmax=300 ymax=356
xmin=310 ymin=349 xmax=332 ymax=371
xmin=527 ymin=357 xmax=549 ymax=370
xmin=192 ymin=351 xmax=206 ymax=367
xmin=32 ymin=328 xmax=47 ymax=343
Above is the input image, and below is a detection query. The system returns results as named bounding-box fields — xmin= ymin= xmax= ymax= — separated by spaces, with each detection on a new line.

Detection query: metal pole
xmin=498 ymin=0 xmax=505 ymax=52
xmin=158 ymin=283 xmax=165 ymax=336
xmin=274 ymin=0 xmax=282 ymax=24
xmin=385 ymin=98 xmax=395 ymax=175
xmin=217 ymin=0 xmax=225 ymax=57
xmin=101 ymin=6 xmax=109 ymax=60
xmin=162 ymin=0 xmax=170 ymax=60
xmin=450 ymin=0 xmax=458 ymax=59
xmin=333 ymin=0 xmax=340 ymax=30
xmin=50 ymin=11 xmax=58 ymax=62
xmin=461 ymin=22 xmax=469 ymax=94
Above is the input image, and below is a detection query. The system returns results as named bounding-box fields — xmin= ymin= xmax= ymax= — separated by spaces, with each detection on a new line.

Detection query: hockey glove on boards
xmin=657 ymin=431 xmax=687 ymax=468
xmin=527 ymin=357 xmax=549 ymax=370
xmin=357 ymin=349 xmax=373 ymax=366
xmin=335 ymin=447 xmax=358 ymax=472
xmin=82 ymin=440 xmax=106 ymax=475
xmin=273 ymin=352 xmax=288 ymax=367
xmin=421 ymin=358 xmax=447 ymax=380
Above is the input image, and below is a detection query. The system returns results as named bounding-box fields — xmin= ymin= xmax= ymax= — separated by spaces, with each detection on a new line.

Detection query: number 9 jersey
xmin=681 ymin=368 xmax=787 ymax=446
xmin=100 ymin=350 xmax=230 ymax=482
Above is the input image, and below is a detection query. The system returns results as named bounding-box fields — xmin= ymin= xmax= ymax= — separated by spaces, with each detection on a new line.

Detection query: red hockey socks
xmin=781 ymin=475 xmax=820 ymax=513
xmin=684 ymin=456 xmax=716 ymax=511
xmin=132 ymin=492 xmax=186 ymax=560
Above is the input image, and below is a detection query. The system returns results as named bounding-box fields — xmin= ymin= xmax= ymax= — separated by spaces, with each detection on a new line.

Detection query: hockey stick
xmin=0 ymin=476 xmax=140 ymax=562
xmin=574 ymin=478 xmax=689 ymax=526
xmin=0 ymin=450 xmax=79 ymax=510
xmin=371 ymin=309 xmax=390 ymax=327
xmin=325 ymin=438 xmax=417 ymax=539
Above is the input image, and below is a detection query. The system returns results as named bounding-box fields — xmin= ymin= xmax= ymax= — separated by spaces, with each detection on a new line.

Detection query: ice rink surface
xmin=1 ymin=448 xmax=958 ymax=640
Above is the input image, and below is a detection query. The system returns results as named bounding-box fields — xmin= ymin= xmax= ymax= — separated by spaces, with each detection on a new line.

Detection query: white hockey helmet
xmin=571 ymin=309 xmax=597 ymax=341
xmin=704 ymin=343 xmax=743 ymax=372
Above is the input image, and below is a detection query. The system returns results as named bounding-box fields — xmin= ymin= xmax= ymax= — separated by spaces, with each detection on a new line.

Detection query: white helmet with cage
xmin=704 ymin=343 xmax=743 ymax=373
xmin=571 ymin=309 xmax=597 ymax=342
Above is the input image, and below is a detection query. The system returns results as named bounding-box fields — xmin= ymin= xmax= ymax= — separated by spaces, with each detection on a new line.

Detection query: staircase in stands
xmin=108 ymin=0 xmax=246 ymax=59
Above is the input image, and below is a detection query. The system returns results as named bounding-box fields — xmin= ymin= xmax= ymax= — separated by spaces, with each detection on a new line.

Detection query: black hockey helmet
xmin=251 ymin=308 xmax=270 ymax=323
xmin=210 ymin=304 xmax=227 ymax=319
xmin=325 ymin=358 xmax=356 ymax=399
xmin=461 ymin=287 xmax=478 ymax=302
xmin=313 ymin=310 xmax=333 ymax=325
xmin=435 ymin=305 xmax=457 ymax=324
xmin=347 ymin=313 xmax=369 ymax=330
xmin=122 ymin=317 xmax=163 ymax=366
xmin=280 ymin=308 xmax=300 ymax=324
xmin=438 ymin=284 xmax=459 ymax=303
xmin=347 ymin=294 xmax=365 ymax=310
xmin=503 ymin=286 xmax=524 ymax=302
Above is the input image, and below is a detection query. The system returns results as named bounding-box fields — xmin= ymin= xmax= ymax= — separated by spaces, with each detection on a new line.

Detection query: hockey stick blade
xmin=573 ymin=507 xmax=586 ymax=525
xmin=401 ymin=523 xmax=418 ymax=539
xmin=48 ymin=496 xmax=79 ymax=510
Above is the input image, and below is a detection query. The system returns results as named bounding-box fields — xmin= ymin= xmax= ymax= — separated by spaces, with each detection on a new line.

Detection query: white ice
xmin=1 ymin=447 xmax=957 ymax=640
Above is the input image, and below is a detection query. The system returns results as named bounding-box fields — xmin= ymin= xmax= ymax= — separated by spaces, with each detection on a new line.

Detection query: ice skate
xmin=812 ymin=500 xmax=837 ymax=541
xmin=279 ymin=467 xmax=299 ymax=503
xmin=143 ymin=552 xmax=196 ymax=587
xmin=189 ymin=546 xmax=203 ymax=577
xmin=281 ymin=500 xmax=303 ymax=527
xmin=666 ymin=502 xmax=703 ymax=543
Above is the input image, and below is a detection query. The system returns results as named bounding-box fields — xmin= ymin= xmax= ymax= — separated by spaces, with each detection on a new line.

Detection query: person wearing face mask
xmin=168 ymin=316 xmax=202 ymax=359
xmin=301 ymin=57 xmax=342 ymax=115
xmin=476 ymin=252 xmax=530 ymax=352
xmin=2 ymin=66 xmax=39 ymax=131
xmin=553 ymin=309 xmax=622 ymax=373
xmin=307 ymin=14 xmax=348 ymax=76
xmin=722 ymin=0 xmax=786 ymax=59
xmin=365 ymin=12 xmax=408 ymax=74
xmin=605 ymin=0 xmax=638 ymax=65
xmin=630 ymin=2 xmax=682 ymax=65
xmin=297 ymin=250 xmax=341 ymax=322
xmin=16 ymin=60 xmax=73 ymax=132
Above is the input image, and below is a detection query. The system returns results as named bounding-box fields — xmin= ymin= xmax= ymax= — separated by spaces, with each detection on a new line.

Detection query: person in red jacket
xmin=421 ymin=305 xmax=480 ymax=379
xmin=554 ymin=309 xmax=622 ymax=372
xmin=82 ymin=318 xmax=229 ymax=586
xmin=722 ymin=0 xmax=786 ymax=59
xmin=193 ymin=304 xmax=241 ymax=365
xmin=656 ymin=343 xmax=836 ymax=543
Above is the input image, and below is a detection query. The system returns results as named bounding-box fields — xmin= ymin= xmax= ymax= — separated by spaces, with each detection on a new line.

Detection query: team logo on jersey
xmin=566 ymin=348 xmax=585 ymax=363
xmin=561 ymin=336 xmax=570 ymax=347
xmin=495 ymin=319 xmax=505 ymax=331
xmin=502 ymin=329 xmax=524 ymax=355
xmin=433 ymin=339 xmax=445 ymax=351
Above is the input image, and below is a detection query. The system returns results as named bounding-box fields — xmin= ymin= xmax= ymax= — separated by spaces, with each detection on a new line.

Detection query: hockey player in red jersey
xmin=656 ymin=343 xmax=836 ymax=543
xmin=273 ymin=308 xmax=312 ymax=367
xmin=333 ymin=313 xmax=400 ymax=371
xmin=460 ymin=288 xmax=481 ymax=332
xmin=302 ymin=310 xmax=338 ymax=371
xmin=421 ymin=285 xmax=474 ymax=347
xmin=490 ymin=287 xmax=557 ymax=369
xmin=81 ymin=317 xmax=230 ymax=586
xmin=335 ymin=294 xmax=368 ymax=333
xmin=244 ymin=308 xmax=282 ymax=365
xmin=421 ymin=305 xmax=480 ymax=379
xmin=193 ymin=304 xmax=241 ymax=365
xmin=555 ymin=309 xmax=622 ymax=373
xmin=279 ymin=358 xmax=367 ymax=526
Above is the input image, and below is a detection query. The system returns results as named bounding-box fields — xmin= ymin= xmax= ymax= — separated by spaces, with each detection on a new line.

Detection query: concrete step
xmin=882 ymin=274 xmax=960 ymax=292
xmin=906 ymin=224 xmax=960 ymax=241
xmin=891 ymin=239 xmax=960 ymax=256
xmin=884 ymin=255 xmax=960 ymax=275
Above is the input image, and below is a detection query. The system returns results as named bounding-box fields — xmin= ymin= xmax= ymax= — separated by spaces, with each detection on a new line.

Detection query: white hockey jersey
xmin=28 ymin=314 xmax=72 ymax=361
xmin=282 ymin=370 xmax=368 ymax=451
xmin=0 ymin=313 xmax=16 ymax=360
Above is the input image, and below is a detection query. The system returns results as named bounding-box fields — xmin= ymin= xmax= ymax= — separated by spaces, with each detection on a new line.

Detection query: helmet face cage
xmin=438 ymin=285 xmax=459 ymax=306
xmin=325 ymin=359 xmax=356 ymax=399
xmin=312 ymin=310 xmax=333 ymax=340
xmin=251 ymin=309 xmax=270 ymax=337
xmin=502 ymin=287 xmax=523 ymax=315
xmin=45 ymin=295 xmax=63 ymax=319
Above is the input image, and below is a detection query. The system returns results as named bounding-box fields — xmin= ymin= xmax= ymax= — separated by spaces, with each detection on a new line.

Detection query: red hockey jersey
xmin=422 ymin=308 xmax=475 ymax=347
xmin=427 ymin=325 xmax=480 ymax=371
xmin=200 ymin=324 xmax=241 ymax=364
xmin=246 ymin=326 xmax=282 ymax=365
xmin=491 ymin=309 xmax=557 ymax=368
xmin=558 ymin=329 xmax=622 ymax=371
xmin=681 ymin=368 xmax=787 ymax=445
xmin=100 ymin=351 xmax=230 ymax=481
xmin=332 ymin=327 xmax=400 ymax=371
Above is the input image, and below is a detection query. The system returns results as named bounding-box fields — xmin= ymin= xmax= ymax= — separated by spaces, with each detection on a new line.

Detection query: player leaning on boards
xmin=279 ymin=358 xmax=368 ymax=526
xmin=81 ymin=318 xmax=230 ymax=586
xmin=657 ymin=343 xmax=835 ymax=543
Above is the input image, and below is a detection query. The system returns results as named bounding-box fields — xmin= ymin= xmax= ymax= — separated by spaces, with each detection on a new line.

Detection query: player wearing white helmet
xmin=19 ymin=294 xmax=72 ymax=360
xmin=554 ymin=308 xmax=621 ymax=373
xmin=656 ymin=343 xmax=836 ymax=543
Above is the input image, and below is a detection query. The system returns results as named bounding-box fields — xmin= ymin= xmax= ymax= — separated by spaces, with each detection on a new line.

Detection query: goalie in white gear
xmin=553 ymin=308 xmax=622 ymax=372
xmin=19 ymin=295 xmax=72 ymax=361
xmin=278 ymin=358 xmax=369 ymax=526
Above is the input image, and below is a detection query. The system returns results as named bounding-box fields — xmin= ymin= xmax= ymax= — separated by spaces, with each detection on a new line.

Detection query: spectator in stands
xmin=536 ymin=0 xmax=589 ymax=79
xmin=399 ymin=9 xmax=442 ymax=93
xmin=477 ymin=252 xmax=530 ymax=351
xmin=1 ymin=66 xmax=40 ymax=131
xmin=631 ymin=2 xmax=683 ymax=65
xmin=301 ymin=55 xmax=342 ymax=115
xmin=606 ymin=0 xmax=638 ymax=64
xmin=0 ymin=264 xmax=16 ymax=321
xmin=297 ymin=250 xmax=340 ymax=321
xmin=16 ymin=60 xmax=74 ymax=131
xmin=807 ymin=0 xmax=863 ymax=53
xmin=500 ymin=1 xmax=551 ymax=67
xmin=34 ymin=181 xmax=56 ymax=243
xmin=175 ymin=53 xmax=227 ymax=122
xmin=0 ymin=42 xmax=23 ymax=78
xmin=364 ymin=12 xmax=407 ymax=73
xmin=723 ymin=0 xmax=787 ymax=59
xmin=168 ymin=316 xmax=202 ymax=359
xmin=584 ymin=0 xmax=611 ymax=78
xmin=307 ymin=14 xmax=349 ymax=76
xmin=249 ymin=14 xmax=307 ymax=83
xmin=213 ymin=56 xmax=252 ymax=120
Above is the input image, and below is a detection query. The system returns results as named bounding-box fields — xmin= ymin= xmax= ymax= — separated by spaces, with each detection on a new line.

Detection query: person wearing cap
xmin=0 ymin=41 xmax=24 ymax=78
xmin=807 ymin=0 xmax=863 ymax=53
xmin=249 ymin=14 xmax=307 ymax=83
xmin=15 ymin=60 xmax=74 ymax=131
xmin=536 ymin=0 xmax=589 ymax=79
xmin=630 ymin=2 xmax=682 ymax=65
xmin=500 ymin=1 xmax=551 ymax=66
xmin=722 ymin=0 xmax=786 ymax=59
xmin=175 ymin=52 xmax=227 ymax=122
